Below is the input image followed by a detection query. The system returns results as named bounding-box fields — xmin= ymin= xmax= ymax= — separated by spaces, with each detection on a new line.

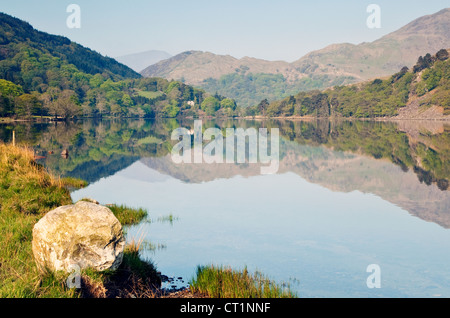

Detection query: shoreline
xmin=1 ymin=115 xmax=450 ymax=123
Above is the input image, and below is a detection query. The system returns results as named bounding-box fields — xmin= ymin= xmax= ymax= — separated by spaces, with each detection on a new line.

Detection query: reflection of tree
xmin=0 ymin=119 xmax=179 ymax=182
xmin=0 ymin=119 xmax=448 ymax=190
xmin=274 ymin=119 xmax=449 ymax=190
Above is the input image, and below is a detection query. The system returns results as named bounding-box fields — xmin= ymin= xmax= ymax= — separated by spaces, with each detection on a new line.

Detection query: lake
xmin=2 ymin=118 xmax=449 ymax=297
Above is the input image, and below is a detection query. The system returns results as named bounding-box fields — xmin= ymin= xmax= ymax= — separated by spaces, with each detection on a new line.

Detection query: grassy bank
xmin=0 ymin=143 xmax=77 ymax=297
xmin=0 ymin=142 xmax=160 ymax=297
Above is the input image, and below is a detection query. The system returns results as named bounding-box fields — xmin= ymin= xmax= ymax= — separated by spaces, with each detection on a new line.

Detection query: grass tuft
xmin=108 ymin=204 xmax=148 ymax=226
xmin=190 ymin=265 xmax=297 ymax=298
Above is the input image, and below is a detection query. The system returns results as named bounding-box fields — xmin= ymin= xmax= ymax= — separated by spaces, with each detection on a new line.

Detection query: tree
xmin=121 ymin=93 xmax=134 ymax=107
xmin=436 ymin=49 xmax=449 ymax=61
xmin=15 ymin=93 xmax=41 ymax=117
xmin=201 ymin=96 xmax=220 ymax=114
xmin=266 ymin=101 xmax=281 ymax=117
xmin=257 ymin=99 xmax=269 ymax=117
xmin=162 ymin=100 xmax=180 ymax=118
xmin=0 ymin=79 xmax=24 ymax=116
xmin=44 ymin=89 xmax=81 ymax=119
xmin=220 ymin=98 xmax=236 ymax=110
xmin=392 ymin=66 xmax=409 ymax=83
xmin=413 ymin=53 xmax=433 ymax=73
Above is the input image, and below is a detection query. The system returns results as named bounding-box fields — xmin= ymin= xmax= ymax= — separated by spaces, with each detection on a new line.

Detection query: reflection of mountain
xmin=64 ymin=155 xmax=139 ymax=184
xmin=139 ymin=140 xmax=450 ymax=229
xmin=1 ymin=119 xmax=449 ymax=227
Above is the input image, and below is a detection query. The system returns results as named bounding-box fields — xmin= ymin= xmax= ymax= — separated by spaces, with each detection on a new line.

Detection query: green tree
xmin=220 ymin=98 xmax=236 ymax=110
xmin=15 ymin=93 xmax=41 ymax=117
xmin=121 ymin=93 xmax=134 ymax=107
xmin=257 ymin=99 xmax=269 ymax=116
xmin=201 ymin=96 xmax=220 ymax=113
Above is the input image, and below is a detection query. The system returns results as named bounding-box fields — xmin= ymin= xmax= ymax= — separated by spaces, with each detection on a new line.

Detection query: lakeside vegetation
xmin=190 ymin=265 xmax=297 ymax=298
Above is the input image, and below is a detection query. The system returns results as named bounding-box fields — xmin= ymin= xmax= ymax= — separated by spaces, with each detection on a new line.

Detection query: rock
xmin=32 ymin=201 xmax=125 ymax=273
xmin=61 ymin=149 xmax=69 ymax=159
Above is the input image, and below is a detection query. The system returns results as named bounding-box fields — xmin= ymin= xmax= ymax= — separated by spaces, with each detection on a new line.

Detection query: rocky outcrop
xmin=32 ymin=201 xmax=125 ymax=273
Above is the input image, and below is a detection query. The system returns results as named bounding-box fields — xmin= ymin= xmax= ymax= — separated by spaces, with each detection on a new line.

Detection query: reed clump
xmin=190 ymin=265 xmax=297 ymax=298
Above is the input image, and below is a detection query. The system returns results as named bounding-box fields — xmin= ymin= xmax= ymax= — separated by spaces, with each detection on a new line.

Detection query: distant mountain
xmin=140 ymin=8 xmax=450 ymax=107
xmin=115 ymin=50 xmax=172 ymax=73
xmin=141 ymin=50 xmax=291 ymax=85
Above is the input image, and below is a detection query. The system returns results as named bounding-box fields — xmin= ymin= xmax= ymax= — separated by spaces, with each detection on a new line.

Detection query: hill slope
xmin=294 ymin=8 xmax=450 ymax=82
xmin=141 ymin=8 xmax=450 ymax=107
xmin=0 ymin=12 xmax=140 ymax=82
xmin=248 ymin=49 xmax=450 ymax=119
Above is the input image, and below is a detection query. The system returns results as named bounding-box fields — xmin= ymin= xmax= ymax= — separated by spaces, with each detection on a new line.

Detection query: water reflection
xmin=1 ymin=118 xmax=448 ymax=227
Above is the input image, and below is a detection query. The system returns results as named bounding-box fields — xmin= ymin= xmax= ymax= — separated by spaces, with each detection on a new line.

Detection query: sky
xmin=1 ymin=0 xmax=449 ymax=62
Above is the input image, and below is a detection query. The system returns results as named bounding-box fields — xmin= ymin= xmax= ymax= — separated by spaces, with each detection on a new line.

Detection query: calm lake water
xmin=2 ymin=118 xmax=449 ymax=297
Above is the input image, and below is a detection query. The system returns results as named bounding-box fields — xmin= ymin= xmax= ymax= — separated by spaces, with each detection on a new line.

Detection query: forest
xmin=201 ymin=71 xmax=355 ymax=108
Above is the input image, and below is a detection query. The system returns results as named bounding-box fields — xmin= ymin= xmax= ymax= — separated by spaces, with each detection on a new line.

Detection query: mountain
xmin=141 ymin=50 xmax=291 ymax=85
xmin=140 ymin=8 xmax=450 ymax=107
xmin=293 ymin=7 xmax=450 ymax=82
xmin=115 ymin=50 xmax=172 ymax=73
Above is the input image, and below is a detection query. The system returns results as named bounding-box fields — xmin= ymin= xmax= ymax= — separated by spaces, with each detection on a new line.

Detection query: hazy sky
xmin=1 ymin=0 xmax=449 ymax=61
